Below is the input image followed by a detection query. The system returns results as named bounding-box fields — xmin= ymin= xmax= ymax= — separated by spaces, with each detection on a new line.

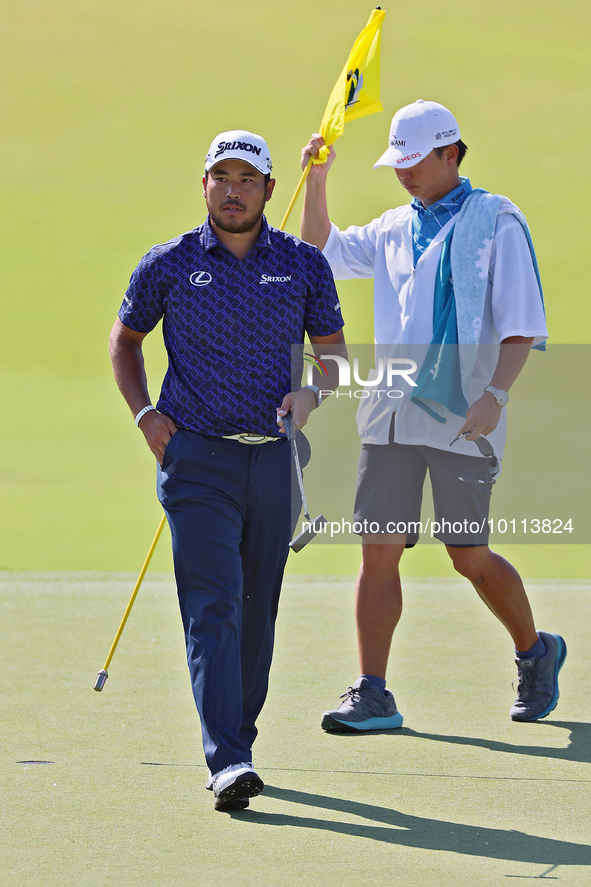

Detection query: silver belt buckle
xmin=223 ymin=433 xmax=277 ymax=445
xmin=239 ymin=434 xmax=269 ymax=445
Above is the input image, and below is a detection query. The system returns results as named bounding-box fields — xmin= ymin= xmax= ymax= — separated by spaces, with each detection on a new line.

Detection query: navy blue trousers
xmin=157 ymin=430 xmax=292 ymax=774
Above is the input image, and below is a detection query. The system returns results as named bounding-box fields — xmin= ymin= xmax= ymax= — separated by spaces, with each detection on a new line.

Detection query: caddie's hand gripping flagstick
xmin=93 ymin=513 xmax=167 ymax=690
xmin=282 ymin=412 xmax=327 ymax=552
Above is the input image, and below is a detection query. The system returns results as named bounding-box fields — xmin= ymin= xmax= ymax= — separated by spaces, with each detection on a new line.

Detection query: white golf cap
xmin=204 ymin=129 xmax=273 ymax=175
xmin=374 ymin=99 xmax=461 ymax=170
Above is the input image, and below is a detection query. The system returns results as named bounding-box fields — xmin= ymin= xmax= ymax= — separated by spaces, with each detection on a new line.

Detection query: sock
xmin=361 ymin=674 xmax=387 ymax=695
xmin=515 ymin=634 xmax=546 ymax=661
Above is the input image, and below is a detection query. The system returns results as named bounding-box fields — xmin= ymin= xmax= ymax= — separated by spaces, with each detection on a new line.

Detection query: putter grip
xmin=282 ymin=412 xmax=294 ymax=440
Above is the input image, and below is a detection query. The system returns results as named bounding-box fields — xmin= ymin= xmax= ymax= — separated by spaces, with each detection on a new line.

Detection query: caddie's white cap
xmin=374 ymin=99 xmax=461 ymax=170
xmin=204 ymin=129 xmax=273 ymax=175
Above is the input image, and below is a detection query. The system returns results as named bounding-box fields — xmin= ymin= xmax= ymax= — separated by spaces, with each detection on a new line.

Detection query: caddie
xmin=300 ymin=99 xmax=566 ymax=733
xmin=109 ymin=129 xmax=345 ymax=810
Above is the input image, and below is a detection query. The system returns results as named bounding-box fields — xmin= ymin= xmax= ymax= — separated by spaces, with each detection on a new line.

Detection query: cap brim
xmin=206 ymin=155 xmax=268 ymax=175
xmin=373 ymin=145 xmax=431 ymax=170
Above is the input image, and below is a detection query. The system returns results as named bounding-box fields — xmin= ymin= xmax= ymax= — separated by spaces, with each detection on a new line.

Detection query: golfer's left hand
xmin=459 ymin=394 xmax=502 ymax=440
xmin=276 ymin=389 xmax=316 ymax=433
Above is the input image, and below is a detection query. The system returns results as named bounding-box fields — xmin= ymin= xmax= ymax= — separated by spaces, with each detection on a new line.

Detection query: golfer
xmin=300 ymin=100 xmax=566 ymax=732
xmin=109 ymin=129 xmax=345 ymax=810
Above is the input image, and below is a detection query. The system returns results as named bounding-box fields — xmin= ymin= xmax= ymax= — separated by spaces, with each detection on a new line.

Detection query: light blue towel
xmin=411 ymin=189 xmax=545 ymax=420
xmin=410 ymin=228 xmax=469 ymax=422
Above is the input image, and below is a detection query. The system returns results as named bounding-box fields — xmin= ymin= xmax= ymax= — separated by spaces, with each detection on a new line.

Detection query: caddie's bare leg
xmin=356 ymin=535 xmax=406 ymax=678
xmin=446 ymin=545 xmax=537 ymax=651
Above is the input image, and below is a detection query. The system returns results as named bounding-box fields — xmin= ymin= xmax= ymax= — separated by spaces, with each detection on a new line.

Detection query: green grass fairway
xmin=2 ymin=0 xmax=591 ymax=574
xmin=2 ymin=572 xmax=590 ymax=886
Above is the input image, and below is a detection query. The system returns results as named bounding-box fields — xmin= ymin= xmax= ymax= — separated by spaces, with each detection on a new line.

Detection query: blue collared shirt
xmin=411 ymin=177 xmax=473 ymax=266
xmin=120 ymin=216 xmax=343 ymax=437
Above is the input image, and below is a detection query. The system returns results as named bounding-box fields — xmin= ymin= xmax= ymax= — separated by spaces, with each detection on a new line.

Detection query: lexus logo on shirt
xmin=189 ymin=271 xmax=213 ymax=286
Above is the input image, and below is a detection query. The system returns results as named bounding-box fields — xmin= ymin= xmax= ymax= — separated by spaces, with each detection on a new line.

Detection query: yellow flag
xmin=279 ymin=8 xmax=385 ymax=229
xmin=317 ymin=7 xmax=386 ymax=159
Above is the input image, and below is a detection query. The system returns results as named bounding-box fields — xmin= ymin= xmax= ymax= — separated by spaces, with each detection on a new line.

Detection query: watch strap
xmin=302 ymin=385 xmax=322 ymax=408
xmin=484 ymin=385 xmax=509 ymax=406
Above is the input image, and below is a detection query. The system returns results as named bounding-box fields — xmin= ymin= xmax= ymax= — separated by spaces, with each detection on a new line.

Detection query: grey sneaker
xmin=510 ymin=631 xmax=567 ymax=722
xmin=211 ymin=763 xmax=263 ymax=811
xmin=321 ymin=677 xmax=403 ymax=732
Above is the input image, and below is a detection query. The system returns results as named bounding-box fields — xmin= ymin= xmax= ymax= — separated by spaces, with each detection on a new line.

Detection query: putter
xmin=282 ymin=412 xmax=327 ymax=552
xmin=93 ymin=512 xmax=167 ymax=691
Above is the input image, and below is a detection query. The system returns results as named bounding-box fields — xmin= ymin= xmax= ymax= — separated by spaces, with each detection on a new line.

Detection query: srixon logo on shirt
xmin=259 ymin=274 xmax=292 ymax=284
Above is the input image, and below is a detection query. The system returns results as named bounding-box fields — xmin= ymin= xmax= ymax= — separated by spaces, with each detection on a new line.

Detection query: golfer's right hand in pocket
xmin=137 ymin=410 xmax=178 ymax=465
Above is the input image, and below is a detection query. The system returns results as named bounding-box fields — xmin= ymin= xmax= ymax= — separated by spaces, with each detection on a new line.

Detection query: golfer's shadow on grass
xmin=238 ymin=785 xmax=591 ymax=867
xmin=401 ymin=720 xmax=591 ymax=765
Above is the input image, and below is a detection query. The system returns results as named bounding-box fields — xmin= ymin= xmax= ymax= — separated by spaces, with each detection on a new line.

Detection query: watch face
xmin=487 ymin=386 xmax=508 ymax=405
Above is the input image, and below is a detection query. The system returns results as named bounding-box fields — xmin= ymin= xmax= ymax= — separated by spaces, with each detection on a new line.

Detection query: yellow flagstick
xmin=94 ymin=512 xmax=167 ymax=691
xmin=279 ymin=158 xmax=312 ymax=232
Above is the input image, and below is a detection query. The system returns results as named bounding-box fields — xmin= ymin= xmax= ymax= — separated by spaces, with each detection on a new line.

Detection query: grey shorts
xmin=354 ymin=442 xmax=494 ymax=546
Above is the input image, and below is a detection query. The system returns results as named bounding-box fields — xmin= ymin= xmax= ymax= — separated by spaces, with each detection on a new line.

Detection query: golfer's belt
xmin=221 ymin=433 xmax=279 ymax=445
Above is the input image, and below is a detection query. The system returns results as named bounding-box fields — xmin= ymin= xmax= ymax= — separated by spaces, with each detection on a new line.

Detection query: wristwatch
xmin=302 ymin=384 xmax=322 ymax=408
xmin=484 ymin=385 xmax=509 ymax=406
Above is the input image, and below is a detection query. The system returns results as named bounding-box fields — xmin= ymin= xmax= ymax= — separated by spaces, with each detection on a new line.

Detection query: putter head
xmin=290 ymin=514 xmax=327 ymax=552
xmin=94 ymin=670 xmax=109 ymax=692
